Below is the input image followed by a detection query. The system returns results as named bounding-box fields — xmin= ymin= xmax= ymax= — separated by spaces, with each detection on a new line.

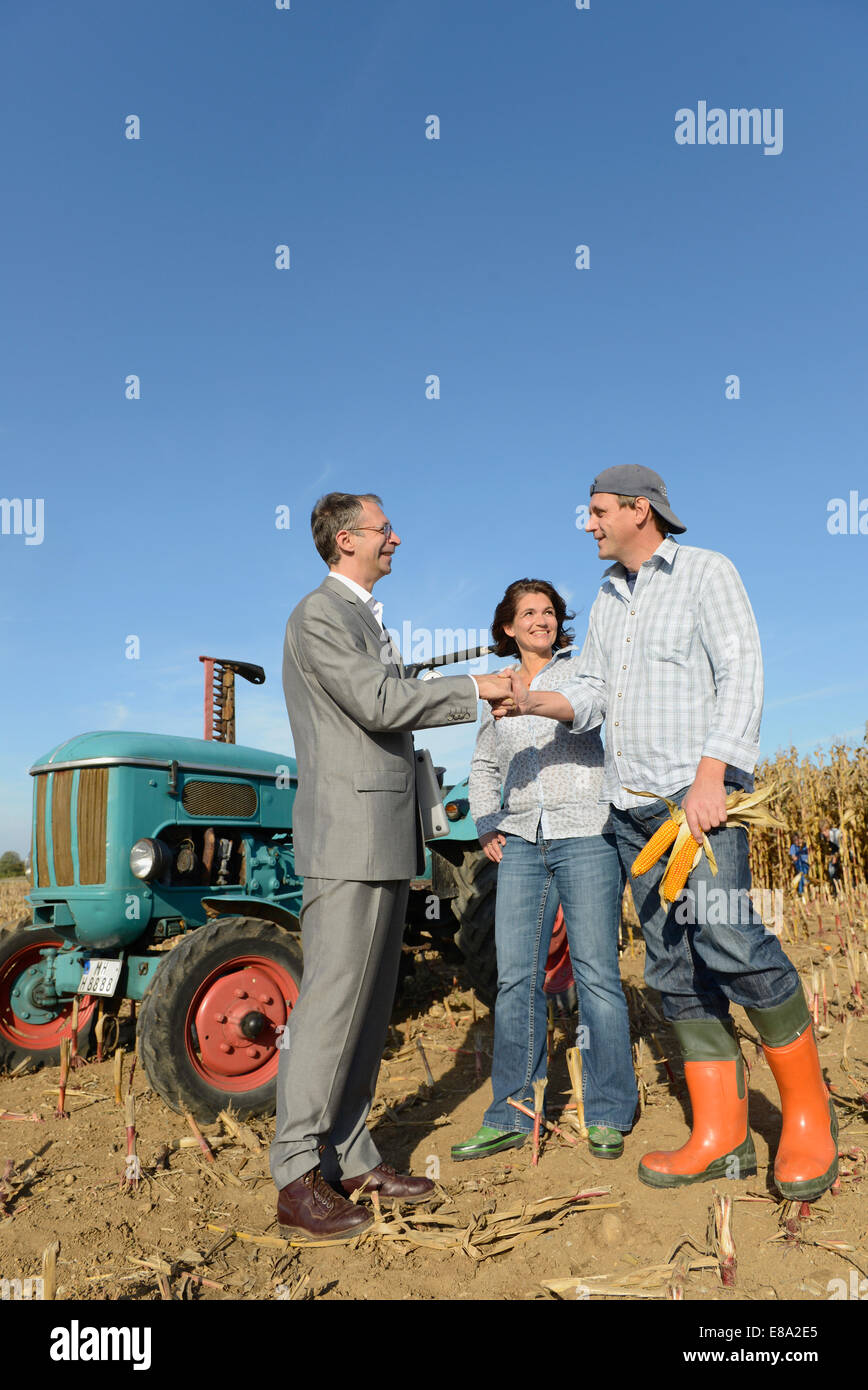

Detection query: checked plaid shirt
xmin=561 ymin=538 xmax=763 ymax=810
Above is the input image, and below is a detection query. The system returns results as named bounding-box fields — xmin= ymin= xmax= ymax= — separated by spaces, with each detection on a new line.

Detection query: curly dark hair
xmin=490 ymin=579 xmax=574 ymax=659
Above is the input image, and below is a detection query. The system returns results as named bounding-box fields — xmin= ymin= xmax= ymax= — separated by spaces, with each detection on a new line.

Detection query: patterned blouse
xmin=468 ymin=647 xmax=611 ymax=842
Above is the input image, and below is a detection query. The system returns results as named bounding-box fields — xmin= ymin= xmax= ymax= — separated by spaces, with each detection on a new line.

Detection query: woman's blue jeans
xmin=484 ymin=828 xmax=637 ymax=1134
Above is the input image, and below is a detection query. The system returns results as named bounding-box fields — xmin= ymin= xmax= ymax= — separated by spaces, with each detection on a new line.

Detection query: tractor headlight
xmin=130 ymin=838 xmax=172 ymax=881
xmin=445 ymin=799 xmax=469 ymax=821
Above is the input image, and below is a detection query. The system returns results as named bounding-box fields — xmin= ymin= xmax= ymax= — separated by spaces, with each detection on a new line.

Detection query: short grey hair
xmin=310 ymin=492 xmax=383 ymax=565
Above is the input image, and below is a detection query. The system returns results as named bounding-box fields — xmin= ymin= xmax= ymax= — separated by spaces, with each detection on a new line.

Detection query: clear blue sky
xmin=1 ymin=0 xmax=866 ymax=855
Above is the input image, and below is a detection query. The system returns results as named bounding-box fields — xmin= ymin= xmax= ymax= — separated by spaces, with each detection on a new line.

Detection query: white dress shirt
xmin=328 ymin=572 xmax=385 ymax=631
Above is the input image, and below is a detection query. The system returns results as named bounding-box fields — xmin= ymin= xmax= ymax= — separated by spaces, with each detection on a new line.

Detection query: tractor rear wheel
xmin=448 ymin=851 xmax=576 ymax=1012
xmin=137 ymin=916 xmax=302 ymax=1123
xmin=449 ymin=850 xmax=498 ymax=1007
xmin=0 ymin=922 xmax=97 ymax=1072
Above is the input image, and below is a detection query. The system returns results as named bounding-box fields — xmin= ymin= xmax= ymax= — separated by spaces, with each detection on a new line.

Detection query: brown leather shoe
xmin=277 ymin=1167 xmax=374 ymax=1242
xmin=341 ymin=1162 xmax=434 ymax=1203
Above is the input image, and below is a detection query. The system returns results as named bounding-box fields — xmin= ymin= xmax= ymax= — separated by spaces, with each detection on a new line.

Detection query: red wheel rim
xmin=185 ymin=953 xmax=298 ymax=1093
xmin=0 ymin=936 xmax=98 ymax=1051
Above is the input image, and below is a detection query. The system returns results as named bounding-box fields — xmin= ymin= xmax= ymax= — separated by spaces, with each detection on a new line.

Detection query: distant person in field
xmin=496 ymin=466 xmax=837 ymax=1202
xmin=818 ymin=823 xmax=842 ymax=896
xmin=789 ymin=835 xmax=809 ymax=895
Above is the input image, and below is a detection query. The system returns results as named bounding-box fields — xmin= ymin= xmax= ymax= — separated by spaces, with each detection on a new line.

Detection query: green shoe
xmin=450 ymin=1126 xmax=527 ymax=1162
xmin=587 ymin=1125 xmax=624 ymax=1160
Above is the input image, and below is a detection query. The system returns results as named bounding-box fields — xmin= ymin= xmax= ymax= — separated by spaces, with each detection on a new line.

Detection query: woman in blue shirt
xmin=451 ymin=579 xmax=637 ymax=1162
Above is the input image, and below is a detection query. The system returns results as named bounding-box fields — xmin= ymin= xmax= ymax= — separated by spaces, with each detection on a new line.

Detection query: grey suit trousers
xmin=269 ymin=876 xmax=410 ymax=1189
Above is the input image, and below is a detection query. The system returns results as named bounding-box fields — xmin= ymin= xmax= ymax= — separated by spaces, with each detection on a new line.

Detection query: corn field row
xmin=0 ymin=877 xmax=29 ymax=925
xmin=749 ymin=727 xmax=868 ymax=900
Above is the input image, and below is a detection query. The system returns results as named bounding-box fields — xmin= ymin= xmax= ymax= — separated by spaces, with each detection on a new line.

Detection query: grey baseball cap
xmin=589 ymin=465 xmax=686 ymax=534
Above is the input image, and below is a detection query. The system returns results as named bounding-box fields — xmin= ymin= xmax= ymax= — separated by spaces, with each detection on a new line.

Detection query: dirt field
xmin=1 ymin=878 xmax=867 ymax=1305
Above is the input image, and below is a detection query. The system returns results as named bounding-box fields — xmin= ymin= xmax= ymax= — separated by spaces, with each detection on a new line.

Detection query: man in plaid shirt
xmin=503 ymin=466 xmax=837 ymax=1200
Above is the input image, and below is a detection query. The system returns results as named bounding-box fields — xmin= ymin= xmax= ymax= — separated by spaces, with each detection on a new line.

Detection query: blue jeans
xmin=484 ymin=829 xmax=637 ymax=1134
xmin=610 ymin=787 xmax=800 ymax=1023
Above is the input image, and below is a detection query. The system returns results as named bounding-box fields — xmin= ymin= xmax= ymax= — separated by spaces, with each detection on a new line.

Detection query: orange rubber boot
xmin=747 ymin=991 xmax=838 ymax=1201
xmin=638 ymin=1018 xmax=756 ymax=1189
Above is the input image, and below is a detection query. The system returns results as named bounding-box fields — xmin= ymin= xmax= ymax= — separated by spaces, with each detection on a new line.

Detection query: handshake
xmin=475 ymin=669 xmax=531 ymax=718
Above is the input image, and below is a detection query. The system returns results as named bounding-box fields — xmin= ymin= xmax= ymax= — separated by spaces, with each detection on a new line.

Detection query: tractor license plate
xmin=77 ymin=958 xmax=123 ymax=997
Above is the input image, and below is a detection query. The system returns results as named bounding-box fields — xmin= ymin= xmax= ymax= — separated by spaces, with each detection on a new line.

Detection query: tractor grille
xmin=51 ymin=770 xmax=75 ymax=885
xmin=78 ymin=768 xmax=109 ymax=884
xmin=181 ymin=780 xmax=257 ymax=818
xmin=34 ymin=774 xmax=49 ymax=887
xmin=32 ymin=767 xmax=108 ymax=887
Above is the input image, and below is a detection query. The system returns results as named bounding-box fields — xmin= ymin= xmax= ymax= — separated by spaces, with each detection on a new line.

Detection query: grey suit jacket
xmin=283 ymin=575 xmax=479 ymax=880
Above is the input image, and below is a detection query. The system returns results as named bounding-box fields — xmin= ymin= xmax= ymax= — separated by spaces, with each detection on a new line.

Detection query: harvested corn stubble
xmin=0 ymin=1158 xmax=14 ymax=1217
xmin=565 ymin=1047 xmax=588 ymax=1139
xmin=532 ymin=1078 xmax=546 ymax=1167
xmin=473 ymin=1029 xmax=484 ymax=1081
xmin=184 ymin=1111 xmax=216 ymax=1163
xmin=415 ymin=1037 xmax=435 ymax=1091
xmin=55 ymin=1038 xmax=71 ymax=1120
xmin=218 ymin=1110 xmax=261 ymax=1153
xmin=69 ymin=994 xmax=88 ymax=1070
xmin=122 ymin=1092 xmax=140 ymax=1189
xmin=709 ymin=1189 xmax=737 ymax=1286
xmin=353 ymin=1188 xmax=620 ymax=1262
xmin=164 ymin=1133 xmax=231 ymax=1153
xmin=94 ymin=999 xmax=105 ymax=1064
xmin=542 ymin=1255 xmax=718 ymax=1301
xmin=42 ymin=1241 xmax=59 ymax=1301
xmin=506 ymin=1097 xmax=577 ymax=1145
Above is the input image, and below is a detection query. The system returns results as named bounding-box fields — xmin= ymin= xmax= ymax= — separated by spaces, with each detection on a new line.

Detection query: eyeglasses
xmin=349 ymin=523 xmax=392 ymax=540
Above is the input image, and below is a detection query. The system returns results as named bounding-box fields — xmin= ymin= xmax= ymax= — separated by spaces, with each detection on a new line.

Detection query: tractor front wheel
xmin=137 ymin=916 xmax=302 ymax=1123
xmin=0 ymin=923 xmax=96 ymax=1071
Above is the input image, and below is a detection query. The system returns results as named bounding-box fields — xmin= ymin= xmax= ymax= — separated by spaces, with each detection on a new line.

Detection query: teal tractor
xmin=0 ymin=655 xmax=512 ymax=1121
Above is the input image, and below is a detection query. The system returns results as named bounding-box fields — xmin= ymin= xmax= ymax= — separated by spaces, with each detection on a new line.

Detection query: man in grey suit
xmin=271 ymin=491 xmax=508 ymax=1241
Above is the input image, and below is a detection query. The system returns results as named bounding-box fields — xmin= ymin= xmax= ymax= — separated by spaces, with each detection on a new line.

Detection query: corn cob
xmin=660 ymin=825 xmax=702 ymax=902
xmin=631 ymin=817 xmax=680 ymax=876
xmin=625 ymin=782 xmax=781 ymax=907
